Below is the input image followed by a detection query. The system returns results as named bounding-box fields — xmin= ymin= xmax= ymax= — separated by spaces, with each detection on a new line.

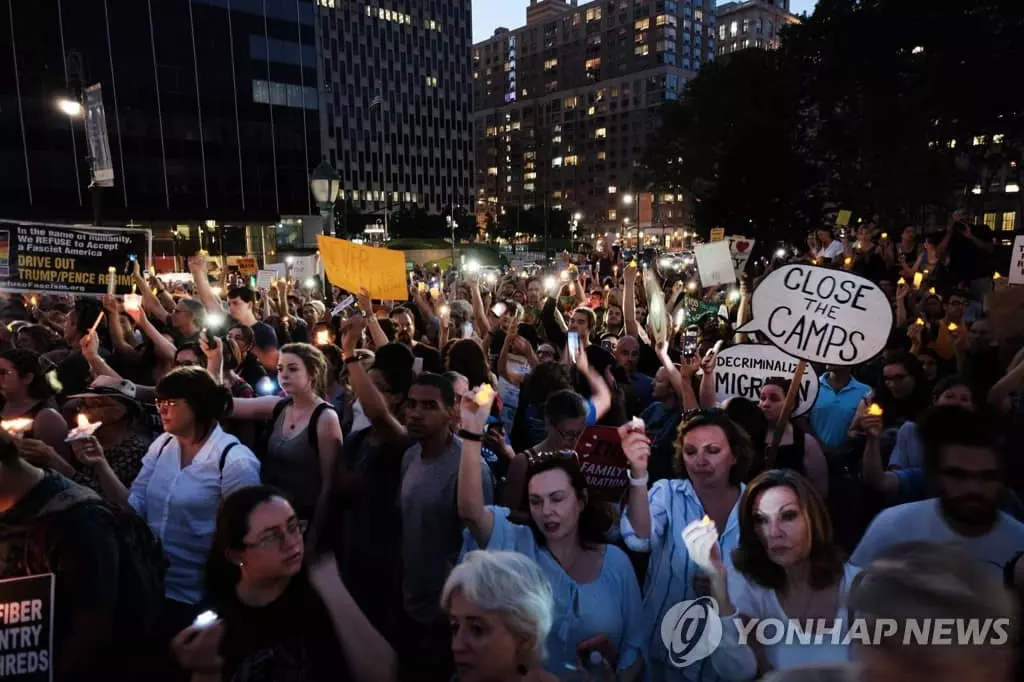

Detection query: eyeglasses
xmin=155 ymin=399 xmax=183 ymax=411
xmin=553 ymin=426 xmax=584 ymax=445
xmin=526 ymin=449 xmax=580 ymax=468
xmin=244 ymin=519 xmax=303 ymax=550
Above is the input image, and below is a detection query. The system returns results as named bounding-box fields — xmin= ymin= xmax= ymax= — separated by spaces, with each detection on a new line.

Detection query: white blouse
xmin=128 ymin=425 xmax=261 ymax=604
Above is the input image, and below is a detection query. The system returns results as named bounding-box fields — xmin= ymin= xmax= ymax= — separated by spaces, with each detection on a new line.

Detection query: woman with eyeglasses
xmin=71 ymin=366 xmax=260 ymax=635
xmin=619 ymin=408 xmax=753 ymax=680
xmin=687 ymin=469 xmax=858 ymax=678
xmin=457 ymin=385 xmax=645 ymax=679
xmin=172 ymin=485 xmax=397 ymax=682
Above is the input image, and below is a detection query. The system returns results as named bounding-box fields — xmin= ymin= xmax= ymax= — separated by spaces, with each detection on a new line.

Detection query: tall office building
xmin=715 ymin=0 xmax=800 ymax=57
xmin=316 ymin=0 xmax=474 ymax=221
xmin=0 ymin=0 xmax=320 ymax=243
xmin=473 ymin=0 xmax=715 ymax=235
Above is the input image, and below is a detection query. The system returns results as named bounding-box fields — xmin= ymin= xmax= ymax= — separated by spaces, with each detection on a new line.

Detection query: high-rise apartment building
xmin=316 ymin=0 xmax=474 ymax=220
xmin=1 ymin=0 xmax=320 ymax=235
xmin=715 ymin=0 xmax=800 ymax=57
xmin=473 ymin=0 xmax=715 ymax=235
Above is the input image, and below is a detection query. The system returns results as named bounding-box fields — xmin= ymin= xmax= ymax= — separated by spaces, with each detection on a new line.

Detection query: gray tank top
xmin=264 ymin=414 xmax=322 ymax=519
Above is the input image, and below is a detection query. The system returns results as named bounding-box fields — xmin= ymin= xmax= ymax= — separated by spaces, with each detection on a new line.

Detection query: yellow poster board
xmin=710 ymin=227 xmax=726 ymax=242
xmin=836 ymin=210 xmax=852 ymax=227
xmin=317 ymin=235 xmax=408 ymax=300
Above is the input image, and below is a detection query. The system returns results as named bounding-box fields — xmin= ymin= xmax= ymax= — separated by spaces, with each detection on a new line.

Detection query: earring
xmin=238 ymin=562 xmax=244 ymax=568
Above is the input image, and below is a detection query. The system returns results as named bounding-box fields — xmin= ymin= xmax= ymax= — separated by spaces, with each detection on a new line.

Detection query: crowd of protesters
xmin=0 ymin=212 xmax=1021 ymax=682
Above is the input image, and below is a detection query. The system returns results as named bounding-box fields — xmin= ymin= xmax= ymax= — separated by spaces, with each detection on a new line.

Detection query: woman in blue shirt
xmin=619 ymin=409 xmax=754 ymax=681
xmin=457 ymin=382 xmax=644 ymax=679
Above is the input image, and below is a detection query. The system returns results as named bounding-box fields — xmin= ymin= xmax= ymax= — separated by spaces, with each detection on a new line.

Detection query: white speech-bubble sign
xmin=713 ymin=344 xmax=820 ymax=417
xmin=737 ymin=264 xmax=893 ymax=366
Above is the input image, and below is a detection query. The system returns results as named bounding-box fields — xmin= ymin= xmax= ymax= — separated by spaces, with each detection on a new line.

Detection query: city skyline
xmin=473 ymin=0 xmax=817 ymax=42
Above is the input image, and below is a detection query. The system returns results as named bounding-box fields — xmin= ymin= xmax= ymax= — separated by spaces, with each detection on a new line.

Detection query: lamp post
xmin=622 ymin=193 xmax=640 ymax=254
xmin=310 ymin=162 xmax=342 ymax=236
xmin=56 ymin=96 xmax=104 ymax=226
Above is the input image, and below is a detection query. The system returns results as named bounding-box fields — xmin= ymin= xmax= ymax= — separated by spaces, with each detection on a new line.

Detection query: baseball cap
xmin=252 ymin=322 xmax=279 ymax=350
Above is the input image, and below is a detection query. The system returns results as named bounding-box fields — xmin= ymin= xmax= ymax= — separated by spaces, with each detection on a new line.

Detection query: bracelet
xmin=458 ymin=429 xmax=484 ymax=442
xmin=627 ymin=469 xmax=649 ymax=487
xmin=343 ymin=356 xmax=362 ymax=366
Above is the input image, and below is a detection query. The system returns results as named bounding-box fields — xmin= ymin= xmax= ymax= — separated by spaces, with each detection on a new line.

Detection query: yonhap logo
xmin=660 ymin=596 xmax=724 ymax=667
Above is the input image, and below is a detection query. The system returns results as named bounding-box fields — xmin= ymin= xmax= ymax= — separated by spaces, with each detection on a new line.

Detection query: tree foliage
xmin=642 ymin=0 xmax=1024 ymax=240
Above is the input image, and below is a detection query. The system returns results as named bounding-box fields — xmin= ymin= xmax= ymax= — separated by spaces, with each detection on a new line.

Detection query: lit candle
xmin=473 ymin=384 xmax=495 ymax=407
xmin=881 ymin=232 xmax=889 ymax=240
xmin=1 ymin=418 xmax=35 ymax=438
xmin=994 ymin=272 xmax=1002 ymax=280
xmin=947 ymin=322 xmax=958 ymax=332
xmin=107 ymin=267 xmax=117 ymax=296
xmin=928 ymin=287 xmax=936 ymax=295
xmin=123 ymin=294 xmax=143 ymax=313
xmin=440 ymin=304 xmax=450 ymax=318
xmin=915 ymin=317 xmax=925 ymax=326
xmin=417 ymin=282 xmax=426 ymax=293
xmin=867 ymin=403 xmax=883 ymax=417
xmin=631 ymin=416 xmax=645 ymax=431
xmin=912 ymin=272 xmax=923 ymax=289
xmin=28 ymin=296 xmax=38 ymax=308
xmin=66 ymin=413 xmax=102 ymax=442
xmin=429 ymin=287 xmax=440 ymax=298
xmin=315 ymin=329 xmax=331 ymax=345
xmin=897 ymin=277 xmax=906 ymax=285
xmin=844 ymin=257 xmax=852 ymax=267
xmin=701 ymin=515 xmax=711 ymax=526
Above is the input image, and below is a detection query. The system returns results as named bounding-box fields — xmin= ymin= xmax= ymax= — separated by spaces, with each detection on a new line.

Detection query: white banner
xmin=1010 ymin=235 xmax=1024 ymax=286
xmin=713 ymin=344 xmax=819 ymax=417
xmin=695 ymin=241 xmax=736 ymax=287
xmin=737 ymin=264 xmax=892 ymax=366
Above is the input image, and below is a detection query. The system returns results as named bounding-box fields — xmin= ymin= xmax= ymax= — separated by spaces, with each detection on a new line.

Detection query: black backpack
xmin=20 ymin=484 xmax=167 ymax=638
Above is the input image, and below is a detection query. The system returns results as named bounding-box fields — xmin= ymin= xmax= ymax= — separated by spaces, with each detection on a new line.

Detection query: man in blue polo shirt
xmin=809 ymin=364 xmax=871 ymax=453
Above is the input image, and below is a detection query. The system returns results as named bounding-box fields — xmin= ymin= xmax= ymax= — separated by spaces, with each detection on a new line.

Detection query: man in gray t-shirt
xmin=399 ymin=374 xmax=494 ymax=612
xmin=398 ymin=374 xmax=494 ymax=682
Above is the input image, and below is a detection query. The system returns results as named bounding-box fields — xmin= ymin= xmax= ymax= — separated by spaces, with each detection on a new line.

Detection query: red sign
xmin=574 ymin=426 xmax=630 ymax=504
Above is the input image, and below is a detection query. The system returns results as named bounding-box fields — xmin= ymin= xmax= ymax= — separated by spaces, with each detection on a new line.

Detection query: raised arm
xmin=658 ymin=341 xmax=699 ymax=411
xmin=125 ymin=307 xmax=177 ymax=363
xmin=456 ymin=388 xmax=497 ymax=547
xmin=341 ymin=318 xmax=406 ymax=443
xmin=577 ymin=348 xmax=611 ymax=421
xmin=134 ymin=260 xmax=169 ymax=325
xmin=989 ymin=347 xmax=1024 ymax=414
xmin=698 ymin=348 xmax=719 ymax=408
xmin=356 ymin=290 xmax=389 ymax=349
xmin=860 ymin=413 xmax=899 ymax=500
xmin=189 ymin=253 xmax=223 ymax=313
xmin=623 ymin=264 xmax=640 ymax=337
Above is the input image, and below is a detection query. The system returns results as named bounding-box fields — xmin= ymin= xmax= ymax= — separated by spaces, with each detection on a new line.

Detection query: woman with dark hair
xmin=848 ymin=352 xmax=930 ymax=456
xmin=71 ymin=366 xmax=261 ymax=630
xmin=619 ymin=408 xmax=753 ymax=679
xmin=756 ymin=378 xmax=829 ymax=498
xmin=510 ymin=362 xmax=574 ymax=452
xmin=457 ymin=389 xmax=645 ymax=679
xmin=171 ymin=485 xmax=397 ymax=682
xmin=446 ymin=338 xmax=494 ymax=390
xmin=689 ymin=469 xmax=856 ymax=677
xmin=0 ymin=348 xmax=68 ymax=448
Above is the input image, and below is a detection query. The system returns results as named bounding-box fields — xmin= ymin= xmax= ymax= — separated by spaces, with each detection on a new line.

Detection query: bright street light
xmin=573 ymin=212 xmax=583 ymax=221
xmin=622 ymin=193 xmax=634 ymax=206
xmin=57 ymin=98 xmax=83 ymax=117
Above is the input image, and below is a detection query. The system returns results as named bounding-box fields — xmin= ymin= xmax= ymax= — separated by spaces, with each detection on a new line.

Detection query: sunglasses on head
xmin=526 ymin=449 xmax=581 ymax=468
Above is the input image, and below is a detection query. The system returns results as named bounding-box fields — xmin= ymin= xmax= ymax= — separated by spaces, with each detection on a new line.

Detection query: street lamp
xmin=56 ymin=98 xmax=83 ymax=117
xmin=310 ymin=162 xmax=341 ymax=236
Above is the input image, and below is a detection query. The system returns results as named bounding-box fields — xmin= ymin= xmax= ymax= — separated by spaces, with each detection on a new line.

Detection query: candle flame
xmin=867 ymin=403 xmax=884 ymax=417
xmin=948 ymin=322 xmax=958 ymax=332
xmin=701 ymin=515 xmax=711 ymax=526
xmin=912 ymin=272 xmax=923 ymax=289
xmin=1 ymin=418 xmax=34 ymax=434
xmin=897 ymin=277 xmax=906 ymax=285
xmin=76 ymin=414 xmax=91 ymax=429
xmin=473 ymin=385 xmax=495 ymax=407
xmin=915 ymin=318 xmax=925 ymax=326
xmin=994 ymin=272 xmax=1002 ymax=280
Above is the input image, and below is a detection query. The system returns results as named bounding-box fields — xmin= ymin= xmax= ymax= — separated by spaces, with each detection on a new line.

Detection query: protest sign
xmin=255 ymin=270 xmax=277 ymax=290
xmin=229 ymin=256 xmax=258 ymax=276
xmin=289 ymin=255 xmax=318 ymax=283
xmin=1010 ymin=235 xmax=1024 ymax=286
xmin=713 ymin=344 xmax=820 ymax=417
xmin=318 ymin=235 xmax=408 ymax=300
xmin=694 ymin=241 xmax=737 ymax=287
xmin=836 ymin=210 xmax=852 ymax=227
xmin=0 ymin=574 xmax=54 ymax=681
xmin=710 ymin=227 xmax=726 ymax=242
xmin=574 ymin=426 xmax=630 ymax=504
xmin=0 ymin=221 xmax=150 ymax=296
xmin=986 ymin=285 xmax=1024 ymax=342
xmin=737 ymin=264 xmax=892 ymax=366
xmin=727 ymin=236 xmax=756 ymax=276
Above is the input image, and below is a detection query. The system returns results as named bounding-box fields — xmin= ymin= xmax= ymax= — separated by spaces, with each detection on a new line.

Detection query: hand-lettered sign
xmin=737 ymin=264 xmax=893 ymax=366
xmin=713 ymin=344 xmax=820 ymax=417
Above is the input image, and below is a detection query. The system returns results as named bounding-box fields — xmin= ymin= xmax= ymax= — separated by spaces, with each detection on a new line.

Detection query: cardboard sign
xmin=229 ymin=256 xmax=258 ymax=276
xmin=710 ymin=227 xmax=726 ymax=242
xmin=0 ymin=221 xmax=151 ymax=296
xmin=694 ymin=241 xmax=737 ymax=287
xmin=317 ymin=235 xmax=408 ymax=300
xmin=0 ymin=574 xmax=54 ymax=681
xmin=713 ymin=344 xmax=820 ymax=417
xmin=836 ymin=210 xmax=852 ymax=227
xmin=255 ymin=270 xmax=276 ymax=290
xmin=1010 ymin=235 xmax=1024 ymax=286
xmin=574 ymin=426 xmax=630 ymax=504
xmin=738 ymin=264 xmax=892 ymax=366
xmin=727 ymin=236 xmax=756 ymax=276
xmin=290 ymin=255 xmax=318 ymax=283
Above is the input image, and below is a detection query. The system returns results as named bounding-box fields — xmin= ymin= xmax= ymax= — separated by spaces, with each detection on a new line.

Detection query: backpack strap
xmin=271 ymin=397 xmax=293 ymax=427
xmin=153 ymin=434 xmax=175 ymax=461
xmin=307 ymin=402 xmax=334 ymax=453
xmin=219 ymin=442 xmax=239 ymax=484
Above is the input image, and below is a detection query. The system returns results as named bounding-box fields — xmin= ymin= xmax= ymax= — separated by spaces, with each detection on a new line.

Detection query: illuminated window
xmin=585 ymin=58 xmax=601 ymax=71
xmin=544 ymin=58 xmax=559 ymax=71
xmin=595 ymin=128 xmax=607 ymax=139
xmin=487 ymin=167 xmax=498 ymax=176
xmin=635 ymin=44 xmax=649 ymax=56
xmin=983 ymin=212 xmax=997 ymax=230
xmin=597 ymin=151 xmax=606 ymax=160
xmin=587 ymin=106 xmax=596 ymax=115
xmin=993 ymin=133 xmax=1005 ymax=143
xmin=608 ymin=209 xmax=617 ymax=220
xmin=1003 ymin=212 xmax=1017 ymax=231
xmin=656 ymin=14 xmax=677 ymax=26
xmin=730 ymin=21 xmax=738 ymax=37
xmin=586 ymin=7 xmax=602 ymax=22
xmin=552 ymin=157 xmax=563 ymax=167
xmin=425 ymin=76 xmax=438 ymax=87
xmin=564 ymin=96 xmax=578 ymax=109
xmin=607 ymin=185 xmax=617 ymax=194
xmin=635 ymin=18 xmax=650 ymax=31
xmin=972 ymin=135 xmax=986 ymax=146
xmin=524 ymin=172 xmax=537 ymax=180
xmin=564 ymin=155 xmax=578 ymax=166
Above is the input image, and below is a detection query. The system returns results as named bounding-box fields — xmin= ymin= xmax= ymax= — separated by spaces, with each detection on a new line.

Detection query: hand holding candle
xmin=867 ymin=403 xmax=884 ymax=417
xmin=66 ymin=413 xmax=103 ymax=442
xmin=1 ymin=418 xmax=35 ymax=439
xmin=107 ymin=267 xmax=117 ymax=296
xmin=912 ymin=272 xmax=923 ymax=289
xmin=682 ymin=516 xmax=721 ymax=575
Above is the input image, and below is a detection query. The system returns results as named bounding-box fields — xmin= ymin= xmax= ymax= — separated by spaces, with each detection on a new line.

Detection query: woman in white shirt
xmin=72 ymin=366 xmax=261 ymax=632
xmin=688 ymin=469 xmax=858 ymax=680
